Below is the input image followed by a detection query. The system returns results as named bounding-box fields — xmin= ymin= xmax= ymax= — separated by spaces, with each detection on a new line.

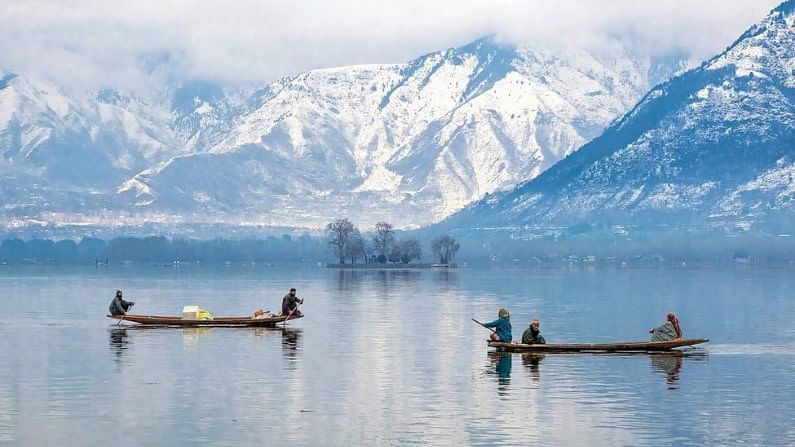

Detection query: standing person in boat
xmin=281 ymin=288 xmax=304 ymax=317
xmin=649 ymin=313 xmax=682 ymax=341
xmin=108 ymin=290 xmax=134 ymax=316
xmin=483 ymin=308 xmax=512 ymax=342
xmin=522 ymin=318 xmax=546 ymax=344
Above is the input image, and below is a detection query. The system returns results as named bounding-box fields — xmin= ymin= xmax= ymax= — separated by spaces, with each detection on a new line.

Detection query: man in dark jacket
xmin=108 ymin=290 xmax=134 ymax=316
xmin=281 ymin=288 xmax=303 ymax=317
xmin=522 ymin=319 xmax=546 ymax=344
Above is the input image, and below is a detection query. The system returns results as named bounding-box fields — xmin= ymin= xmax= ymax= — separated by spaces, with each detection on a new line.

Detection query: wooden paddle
xmin=472 ymin=318 xmax=495 ymax=333
xmin=283 ymin=307 xmax=295 ymax=327
xmin=117 ymin=303 xmax=134 ymax=326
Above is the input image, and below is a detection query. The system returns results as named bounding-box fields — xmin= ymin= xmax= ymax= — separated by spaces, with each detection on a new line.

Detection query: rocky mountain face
xmin=442 ymin=2 xmax=795 ymax=233
xmin=114 ymin=38 xmax=683 ymax=228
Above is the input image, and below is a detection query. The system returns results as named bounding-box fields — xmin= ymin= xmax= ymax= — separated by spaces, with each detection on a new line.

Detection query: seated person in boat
xmin=282 ymin=288 xmax=304 ymax=317
xmin=522 ymin=319 xmax=546 ymax=344
xmin=108 ymin=290 xmax=134 ymax=316
xmin=484 ymin=308 xmax=512 ymax=342
xmin=649 ymin=313 xmax=682 ymax=341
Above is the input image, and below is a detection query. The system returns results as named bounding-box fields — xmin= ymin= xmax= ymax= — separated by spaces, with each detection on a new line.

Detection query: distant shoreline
xmin=326 ymin=263 xmax=457 ymax=269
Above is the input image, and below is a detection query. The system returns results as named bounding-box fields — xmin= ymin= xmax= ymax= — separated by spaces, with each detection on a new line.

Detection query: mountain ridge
xmin=1 ymin=37 xmax=686 ymax=233
xmin=439 ymin=2 xmax=795 ymax=233
xmin=114 ymin=37 xmax=684 ymax=228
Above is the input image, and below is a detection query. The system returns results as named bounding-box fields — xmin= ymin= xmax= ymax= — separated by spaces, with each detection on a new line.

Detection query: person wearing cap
xmin=108 ymin=290 xmax=134 ymax=316
xmin=522 ymin=319 xmax=546 ymax=344
xmin=483 ymin=308 xmax=512 ymax=342
xmin=649 ymin=313 xmax=682 ymax=341
xmin=281 ymin=288 xmax=304 ymax=317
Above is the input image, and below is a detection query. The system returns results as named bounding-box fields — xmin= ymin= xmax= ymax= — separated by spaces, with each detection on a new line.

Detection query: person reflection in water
xmin=488 ymin=352 xmax=512 ymax=393
xmin=108 ymin=327 xmax=130 ymax=364
xmin=650 ymin=353 xmax=683 ymax=389
xmin=281 ymin=328 xmax=303 ymax=369
xmin=522 ymin=353 xmax=545 ymax=382
xmin=649 ymin=313 xmax=682 ymax=341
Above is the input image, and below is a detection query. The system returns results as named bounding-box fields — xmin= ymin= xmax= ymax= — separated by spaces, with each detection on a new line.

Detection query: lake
xmin=0 ymin=264 xmax=794 ymax=446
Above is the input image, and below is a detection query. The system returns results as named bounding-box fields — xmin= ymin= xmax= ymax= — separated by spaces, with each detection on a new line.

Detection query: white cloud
xmin=0 ymin=0 xmax=783 ymax=91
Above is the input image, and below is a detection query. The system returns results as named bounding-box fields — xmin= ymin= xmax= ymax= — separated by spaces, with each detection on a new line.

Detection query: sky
xmin=0 ymin=0 xmax=783 ymax=92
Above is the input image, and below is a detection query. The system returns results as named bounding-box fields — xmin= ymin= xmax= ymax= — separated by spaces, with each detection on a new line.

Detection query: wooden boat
xmin=107 ymin=313 xmax=303 ymax=327
xmin=489 ymin=338 xmax=708 ymax=353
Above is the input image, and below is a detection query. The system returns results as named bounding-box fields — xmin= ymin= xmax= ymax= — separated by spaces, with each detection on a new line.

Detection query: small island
xmin=324 ymin=219 xmax=459 ymax=269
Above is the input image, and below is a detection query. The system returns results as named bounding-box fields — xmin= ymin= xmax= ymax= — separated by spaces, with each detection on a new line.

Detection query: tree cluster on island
xmin=324 ymin=219 xmax=459 ymax=265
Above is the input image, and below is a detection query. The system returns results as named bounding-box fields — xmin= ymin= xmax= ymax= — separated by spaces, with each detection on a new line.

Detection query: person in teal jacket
xmin=484 ymin=308 xmax=512 ymax=342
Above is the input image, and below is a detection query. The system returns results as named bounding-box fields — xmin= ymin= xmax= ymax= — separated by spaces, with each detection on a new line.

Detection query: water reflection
xmin=108 ymin=326 xmax=303 ymax=369
xmin=280 ymin=328 xmax=302 ymax=368
xmin=431 ymin=269 xmax=458 ymax=289
xmin=375 ymin=270 xmax=422 ymax=296
xmin=487 ymin=352 xmax=512 ymax=394
xmin=254 ymin=326 xmax=303 ymax=368
xmin=649 ymin=353 xmax=683 ymax=389
xmin=649 ymin=351 xmax=707 ymax=390
xmin=180 ymin=327 xmax=213 ymax=344
xmin=6 ymin=265 xmax=794 ymax=446
xmin=335 ymin=268 xmax=426 ymax=296
xmin=336 ymin=269 xmax=365 ymax=291
xmin=107 ymin=327 xmax=131 ymax=366
xmin=521 ymin=353 xmax=545 ymax=382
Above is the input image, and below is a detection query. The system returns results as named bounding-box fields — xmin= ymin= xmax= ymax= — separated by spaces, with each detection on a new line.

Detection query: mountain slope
xmin=442 ymin=2 xmax=795 ymax=232
xmin=120 ymin=37 xmax=684 ymax=227
xmin=0 ymin=73 xmax=247 ymax=216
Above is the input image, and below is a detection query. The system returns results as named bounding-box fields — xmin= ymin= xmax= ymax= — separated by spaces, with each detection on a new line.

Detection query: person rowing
xmin=108 ymin=289 xmax=135 ymax=316
xmin=281 ymin=288 xmax=304 ymax=317
xmin=649 ymin=313 xmax=682 ymax=341
xmin=522 ymin=318 xmax=546 ymax=344
xmin=481 ymin=308 xmax=512 ymax=342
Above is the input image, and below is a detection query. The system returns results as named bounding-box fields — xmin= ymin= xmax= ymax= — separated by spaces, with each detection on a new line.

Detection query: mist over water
xmin=0 ymin=264 xmax=793 ymax=446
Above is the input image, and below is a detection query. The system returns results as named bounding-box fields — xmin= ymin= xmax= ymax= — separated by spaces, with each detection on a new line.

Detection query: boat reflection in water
xmin=108 ymin=325 xmax=304 ymax=369
xmin=482 ymin=348 xmax=708 ymax=392
xmin=181 ymin=327 xmax=211 ymax=344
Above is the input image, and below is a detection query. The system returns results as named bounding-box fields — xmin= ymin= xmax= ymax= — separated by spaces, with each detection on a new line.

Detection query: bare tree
xmin=325 ymin=218 xmax=356 ymax=264
xmin=431 ymin=235 xmax=460 ymax=264
xmin=398 ymin=238 xmax=422 ymax=263
xmin=347 ymin=228 xmax=367 ymax=264
xmin=372 ymin=221 xmax=395 ymax=262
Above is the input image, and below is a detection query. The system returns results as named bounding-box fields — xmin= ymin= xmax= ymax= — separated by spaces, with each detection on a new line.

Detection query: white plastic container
xmin=182 ymin=305 xmax=199 ymax=320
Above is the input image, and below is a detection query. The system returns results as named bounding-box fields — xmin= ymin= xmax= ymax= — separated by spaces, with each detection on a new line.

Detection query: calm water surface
xmin=1 ymin=264 xmax=794 ymax=446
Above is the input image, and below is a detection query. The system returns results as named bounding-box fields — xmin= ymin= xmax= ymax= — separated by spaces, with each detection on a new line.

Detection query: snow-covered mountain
xmin=442 ymin=2 xmax=795 ymax=232
xmin=117 ymin=37 xmax=684 ymax=228
xmin=0 ymin=72 xmax=247 ymax=217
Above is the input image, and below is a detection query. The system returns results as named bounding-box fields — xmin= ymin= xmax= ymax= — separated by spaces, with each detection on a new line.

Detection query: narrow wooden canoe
xmin=489 ymin=338 xmax=709 ymax=353
xmin=107 ymin=314 xmax=303 ymax=327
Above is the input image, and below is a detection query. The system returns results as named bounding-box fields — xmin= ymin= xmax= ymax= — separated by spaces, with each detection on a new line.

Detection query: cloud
xmin=0 ymin=0 xmax=782 ymax=91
